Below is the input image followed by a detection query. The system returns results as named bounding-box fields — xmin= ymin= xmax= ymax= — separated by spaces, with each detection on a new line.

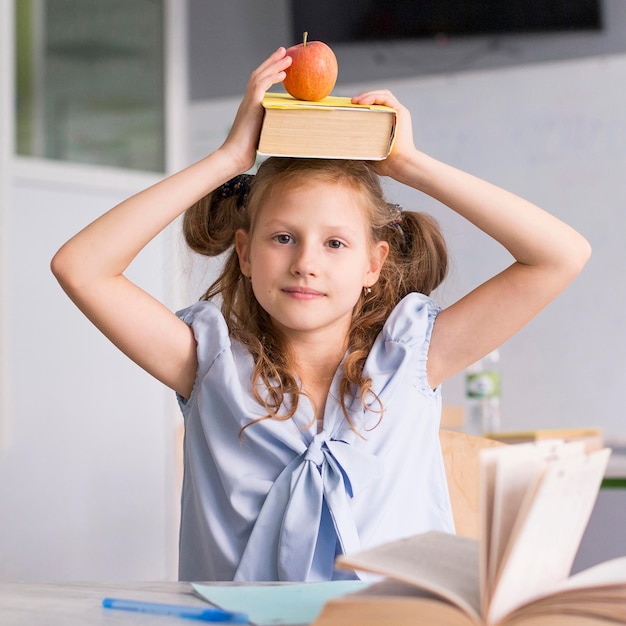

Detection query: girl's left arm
xmin=353 ymin=90 xmax=591 ymax=390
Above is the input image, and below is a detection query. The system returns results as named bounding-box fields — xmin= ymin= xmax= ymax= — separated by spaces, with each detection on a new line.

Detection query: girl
xmin=51 ymin=48 xmax=591 ymax=582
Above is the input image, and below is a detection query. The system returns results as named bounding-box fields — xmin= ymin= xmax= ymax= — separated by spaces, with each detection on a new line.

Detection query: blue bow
xmin=234 ymin=430 xmax=379 ymax=581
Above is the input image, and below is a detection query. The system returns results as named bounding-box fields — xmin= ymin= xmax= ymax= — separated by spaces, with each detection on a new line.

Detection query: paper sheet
xmin=192 ymin=580 xmax=371 ymax=626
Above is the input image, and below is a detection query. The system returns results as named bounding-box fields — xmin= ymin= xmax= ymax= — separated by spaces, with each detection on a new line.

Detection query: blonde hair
xmin=183 ymin=158 xmax=447 ymax=432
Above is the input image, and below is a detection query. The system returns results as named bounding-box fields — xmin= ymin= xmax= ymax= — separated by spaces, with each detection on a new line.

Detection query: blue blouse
xmin=176 ymin=292 xmax=454 ymax=582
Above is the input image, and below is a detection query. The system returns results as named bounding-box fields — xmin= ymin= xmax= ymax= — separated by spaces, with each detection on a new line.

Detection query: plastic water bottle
xmin=464 ymin=349 xmax=501 ymax=435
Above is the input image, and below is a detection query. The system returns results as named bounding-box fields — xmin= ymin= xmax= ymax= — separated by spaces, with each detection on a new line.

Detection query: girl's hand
xmin=351 ymin=90 xmax=417 ymax=181
xmin=220 ymin=47 xmax=292 ymax=172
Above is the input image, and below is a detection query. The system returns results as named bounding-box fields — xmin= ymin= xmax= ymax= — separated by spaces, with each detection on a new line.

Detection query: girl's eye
xmin=327 ymin=239 xmax=344 ymax=249
xmin=273 ymin=234 xmax=293 ymax=244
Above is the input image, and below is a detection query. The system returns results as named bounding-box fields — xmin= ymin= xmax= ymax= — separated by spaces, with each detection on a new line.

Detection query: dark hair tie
xmin=387 ymin=202 xmax=402 ymax=223
xmin=387 ymin=203 xmax=403 ymax=227
xmin=210 ymin=174 xmax=253 ymax=211
xmin=386 ymin=202 xmax=407 ymax=248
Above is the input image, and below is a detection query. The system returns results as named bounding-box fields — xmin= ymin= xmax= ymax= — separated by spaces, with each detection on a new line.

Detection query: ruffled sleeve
xmin=175 ymin=300 xmax=231 ymax=414
xmin=366 ymin=292 xmax=441 ymax=400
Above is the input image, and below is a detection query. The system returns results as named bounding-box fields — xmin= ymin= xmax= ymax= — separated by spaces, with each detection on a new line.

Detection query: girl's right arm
xmin=51 ymin=48 xmax=292 ymax=399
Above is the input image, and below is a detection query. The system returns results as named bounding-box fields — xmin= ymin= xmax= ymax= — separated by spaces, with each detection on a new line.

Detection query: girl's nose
xmin=290 ymin=245 xmax=319 ymax=277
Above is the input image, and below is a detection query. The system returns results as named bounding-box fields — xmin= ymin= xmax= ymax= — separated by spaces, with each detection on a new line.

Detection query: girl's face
xmin=235 ymin=179 xmax=388 ymax=343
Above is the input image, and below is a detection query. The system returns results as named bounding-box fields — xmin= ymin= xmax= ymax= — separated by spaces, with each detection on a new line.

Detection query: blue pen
xmin=102 ymin=598 xmax=249 ymax=623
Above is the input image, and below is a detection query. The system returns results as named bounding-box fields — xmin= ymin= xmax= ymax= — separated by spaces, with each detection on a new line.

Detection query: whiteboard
xmin=188 ymin=54 xmax=626 ymax=440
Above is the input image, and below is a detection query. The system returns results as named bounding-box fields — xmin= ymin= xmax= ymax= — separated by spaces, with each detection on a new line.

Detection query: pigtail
xmin=182 ymin=174 xmax=252 ymax=257
xmin=365 ymin=207 xmax=448 ymax=320
xmin=388 ymin=210 xmax=448 ymax=297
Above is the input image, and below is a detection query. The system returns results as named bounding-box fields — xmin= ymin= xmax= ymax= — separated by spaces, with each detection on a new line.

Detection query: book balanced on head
xmin=313 ymin=440 xmax=626 ymax=626
xmin=257 ymin=92 xmax=397 ymax=160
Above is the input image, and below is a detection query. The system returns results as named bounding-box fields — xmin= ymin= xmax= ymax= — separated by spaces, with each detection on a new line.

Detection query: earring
xmin=363 ymin=286 xmax=372 ymax=296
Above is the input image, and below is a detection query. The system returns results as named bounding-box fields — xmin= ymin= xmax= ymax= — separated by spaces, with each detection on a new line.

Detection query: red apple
xmin=283 ymin=32 xmax=338 ymax=102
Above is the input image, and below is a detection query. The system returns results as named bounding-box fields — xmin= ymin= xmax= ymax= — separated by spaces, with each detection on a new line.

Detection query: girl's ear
xmin=365 ymin=240 xmax=390 ymax=286
xmin=235 ymin=229 xmax=251 ymax=277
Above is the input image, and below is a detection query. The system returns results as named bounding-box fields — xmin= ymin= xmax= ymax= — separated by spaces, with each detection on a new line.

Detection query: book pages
xmin=479 ymin=441 xmax=566 ymax=609
xmin=487 ymin=447 xmax=610 ymax=624
xmin=487 ymin=441 xmax=573 ymax=598
xmin=478 ymin=445 xmax=499 ymax=616
xmin=550 ymin=556 xmax=626 ymax=591
xmin=337 ymin=531 xmax=482 ymax=623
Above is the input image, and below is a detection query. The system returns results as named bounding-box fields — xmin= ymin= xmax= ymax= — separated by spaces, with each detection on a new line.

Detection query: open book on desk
xmin=313 ymin=440 xmax=626 ymax=625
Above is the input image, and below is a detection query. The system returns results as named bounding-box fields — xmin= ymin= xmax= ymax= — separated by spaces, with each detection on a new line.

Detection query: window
xmin=15 ymin=0 xmax=165 ymax=172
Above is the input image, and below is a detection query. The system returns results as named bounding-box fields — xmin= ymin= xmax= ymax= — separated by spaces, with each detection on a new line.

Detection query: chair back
xmin=439 ymin=429 xmax=506 ymax=539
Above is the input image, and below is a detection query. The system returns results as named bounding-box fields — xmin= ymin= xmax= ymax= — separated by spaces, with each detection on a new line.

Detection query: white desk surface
xmin=0 ymin=581 xmax=219 ymax=626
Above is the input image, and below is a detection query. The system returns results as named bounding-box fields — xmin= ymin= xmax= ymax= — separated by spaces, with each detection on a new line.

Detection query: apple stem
xmin=303 ymin=31 xmax=308 ymax=46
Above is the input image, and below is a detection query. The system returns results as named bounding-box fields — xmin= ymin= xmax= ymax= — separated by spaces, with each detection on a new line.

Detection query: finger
xmin=352 ymin=90 xmax=400 ymax=107
xmin=254 ymin=46 xmax=288 ymax=72
xmin=248 ymin=53 xmax=292 ymax=94
xmin=250 ymin=47 xmax=291 ymax=82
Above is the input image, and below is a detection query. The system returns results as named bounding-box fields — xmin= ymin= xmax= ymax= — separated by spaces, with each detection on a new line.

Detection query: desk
xmin=0 ymin=581 xmax=213 ymax=626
